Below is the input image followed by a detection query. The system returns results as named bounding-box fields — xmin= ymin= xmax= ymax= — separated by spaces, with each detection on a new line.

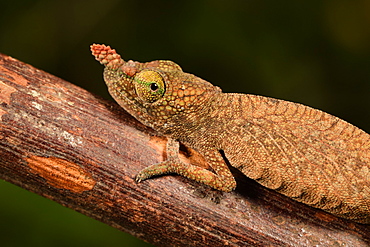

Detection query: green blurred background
xmin=1 ymin=0 xmax=369 ymax=246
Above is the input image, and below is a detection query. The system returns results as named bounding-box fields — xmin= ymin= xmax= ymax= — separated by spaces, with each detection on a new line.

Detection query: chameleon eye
xmin=134 ymin=70 xmax=165 ymax=103
xmin=150 ymin=82 xmax=159 ymax=91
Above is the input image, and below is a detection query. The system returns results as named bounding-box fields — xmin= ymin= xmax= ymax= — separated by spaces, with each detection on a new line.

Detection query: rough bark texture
xmin=0 ymin=53 xmax=369 ymax=247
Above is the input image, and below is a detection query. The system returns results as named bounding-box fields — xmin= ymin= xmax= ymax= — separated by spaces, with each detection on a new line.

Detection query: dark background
xmin=1 ymin=1 xmax=369 ymax=246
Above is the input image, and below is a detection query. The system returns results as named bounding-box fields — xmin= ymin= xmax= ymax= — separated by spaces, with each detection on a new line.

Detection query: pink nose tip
xmin=90 ymin=43 xmax=124 ymax=69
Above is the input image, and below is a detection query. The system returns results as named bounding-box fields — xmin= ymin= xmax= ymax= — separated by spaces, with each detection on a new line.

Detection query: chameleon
xmin=91 ymin=44 xmax=370 ymax=224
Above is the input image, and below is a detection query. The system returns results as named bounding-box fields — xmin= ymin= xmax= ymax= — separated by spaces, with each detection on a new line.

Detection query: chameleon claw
xmin=135 ymin=172 xmax=149 ymax=183
xmin=135 ymin=176 xmax=143 ymax=183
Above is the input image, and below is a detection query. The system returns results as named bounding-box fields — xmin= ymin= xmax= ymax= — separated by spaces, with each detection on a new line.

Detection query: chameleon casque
xmin=91 ymin=44 xmax=370 ymax=224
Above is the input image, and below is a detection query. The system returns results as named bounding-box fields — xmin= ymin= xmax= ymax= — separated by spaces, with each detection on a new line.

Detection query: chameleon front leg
xmin=136 ymin=138 xmax=237 ymax=192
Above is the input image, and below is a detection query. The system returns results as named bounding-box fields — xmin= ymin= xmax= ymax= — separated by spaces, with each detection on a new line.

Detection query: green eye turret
xmin=134 ymin=70 xmax=165 ymax=103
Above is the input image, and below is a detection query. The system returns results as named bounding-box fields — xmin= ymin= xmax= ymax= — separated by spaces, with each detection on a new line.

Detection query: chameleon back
xmin=216 ymin=93 xmax=370 ymax=223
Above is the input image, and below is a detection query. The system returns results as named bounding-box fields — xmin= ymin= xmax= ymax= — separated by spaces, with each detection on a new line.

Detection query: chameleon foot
xmin=135 ymin=161 xmax=175 ymax=182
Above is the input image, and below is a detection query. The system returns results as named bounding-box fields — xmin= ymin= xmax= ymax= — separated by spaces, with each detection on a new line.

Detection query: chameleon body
xmin=91 ymin=44 xmax=370 ymax=224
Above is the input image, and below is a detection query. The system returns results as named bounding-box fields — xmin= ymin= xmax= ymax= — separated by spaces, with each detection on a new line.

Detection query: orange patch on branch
xmin=0 ymin=64 xmax=29 ymax=118
xmin=26 ymin=156 xmax=96 ymax=193
xmin=0 ymin=108 xmax=7 ymax=118
xmin=0 ymin=65 xmax=28 ymax=86
xmin=0 ymin=81 xmax=17 ymax=105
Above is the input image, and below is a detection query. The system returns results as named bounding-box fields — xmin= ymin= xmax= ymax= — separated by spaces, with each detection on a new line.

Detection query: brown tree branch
xmin=0 ymin=53 xmax=369 ymax=247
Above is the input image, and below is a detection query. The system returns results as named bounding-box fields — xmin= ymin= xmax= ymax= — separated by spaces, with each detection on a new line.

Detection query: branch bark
xmin=0 ymin=53 xmax=369 ymax=247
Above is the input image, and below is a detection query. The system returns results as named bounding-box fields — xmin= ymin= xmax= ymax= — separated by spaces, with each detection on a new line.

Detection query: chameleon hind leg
xmin=136 ymin=138 xmax=236 ymax=192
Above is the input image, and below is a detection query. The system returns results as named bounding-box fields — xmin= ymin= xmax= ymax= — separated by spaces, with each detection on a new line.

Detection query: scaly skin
xmin=91 ymin=44 xmax=370 ymax=224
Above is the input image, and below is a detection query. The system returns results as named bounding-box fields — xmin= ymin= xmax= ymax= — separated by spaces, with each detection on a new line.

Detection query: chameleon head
xmin=91 ymin=44 xmax=221 ymax=133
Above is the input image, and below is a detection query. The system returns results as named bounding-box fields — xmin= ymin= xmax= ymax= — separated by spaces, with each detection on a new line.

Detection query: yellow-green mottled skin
xmin=91 ymin=44 xmax=370 ymax=224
